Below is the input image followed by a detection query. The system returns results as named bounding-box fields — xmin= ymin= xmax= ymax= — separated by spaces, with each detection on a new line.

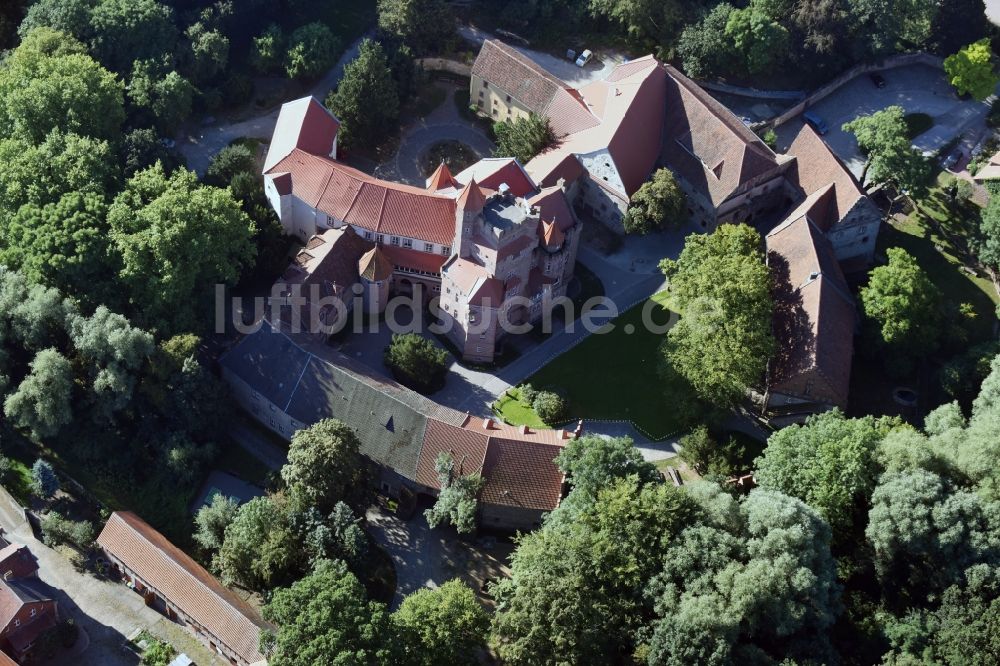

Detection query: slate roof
xmin=660 ymin=64 xmax=784 ymax=208
xmin=472 ymin=40 xmax=599 ymax=137
xmin=222 ymin=322 xmax=572 ymax=513
xmin=766 ymin=215 xmax=855 ymax=408
xmin=96 ymin=512 xmax=271 ymax=665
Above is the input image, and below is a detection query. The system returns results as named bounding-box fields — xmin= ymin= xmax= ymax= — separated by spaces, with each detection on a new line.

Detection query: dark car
xmin=869 ymin=72 xmax=886 ymax=88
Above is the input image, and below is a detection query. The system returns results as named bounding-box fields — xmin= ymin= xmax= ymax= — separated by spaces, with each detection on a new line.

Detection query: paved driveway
xmin=783 ymin=64 xmax=995 ymax=180
xmin=458 ymin=24 xmax=621 ymax=89
xmin=365 ymin=502 xmax=511 ymax=610
xmin=0 ymin=498 xmax=223 ymax=666
xmin=178 ymin=32 xmax=371 ymax=175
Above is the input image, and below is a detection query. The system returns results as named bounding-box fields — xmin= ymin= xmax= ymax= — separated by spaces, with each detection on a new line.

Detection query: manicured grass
xmin=904 ymin=112 xmax=934 ymax=139
xmin=526 ymin=291 xmax=690 ymax=439
xmin=883 ymin=174 xmax=998 ymax=343
xmin=494 ymin=388 xmax=548 ymax=428
xmin=2 ymin=456 xmax=34 ymax=507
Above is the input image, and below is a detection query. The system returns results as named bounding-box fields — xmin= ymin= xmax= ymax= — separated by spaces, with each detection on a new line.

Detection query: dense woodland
xmin=0 ymin=1 xmax=999 ymax=665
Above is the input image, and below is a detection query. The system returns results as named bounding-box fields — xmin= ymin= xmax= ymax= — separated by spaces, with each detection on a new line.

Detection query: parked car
xmin=575 ymin=49 xmax=593 ymax=67
xmin=566 ymin=49 xmax=576 ymax=61
xmin=803 ymin=111 xmax=830 ymax=135
xmin=869 ymin=72 xmax=887 ymax=88
xmin=941 ymin=146 xmax=964 ymax=171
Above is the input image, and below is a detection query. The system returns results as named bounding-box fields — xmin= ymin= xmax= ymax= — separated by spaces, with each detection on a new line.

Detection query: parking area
xmin=778 ymin=64 xmax=995 ymax=180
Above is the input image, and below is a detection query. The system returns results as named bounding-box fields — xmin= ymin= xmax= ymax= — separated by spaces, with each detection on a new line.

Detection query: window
xmin=479 ymin=90 xmax=484 ymax=98
xmin=476 ymin=346 xmax=482 ymax=353
xmin=482 ymin=80 xmax=488 ymax=88
xmin=402 ymin=238 xmax=412 ymax=248
xmin=442 ymin=246 xmax=451 ymax=255
xmin=390 ymin=236 xmax=400 ymax=246
xmin=424 ymin=242 xmax=434 ymax=252
xmin=492 ymin=109 xmax=498 ymax=116
xmin=13 ymin=620 xmax=19 ymax=628
xmin=377 ymin=234 xmax=385 ymax=244
xmin=365 ymin=231 xmax=373 ymax=240
xmin=29 ymin=609 xmax=36 ymax=617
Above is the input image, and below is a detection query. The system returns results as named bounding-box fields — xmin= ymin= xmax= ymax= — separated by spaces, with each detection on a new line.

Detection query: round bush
xmin=532 ymin=390 xmax=567 ymax=424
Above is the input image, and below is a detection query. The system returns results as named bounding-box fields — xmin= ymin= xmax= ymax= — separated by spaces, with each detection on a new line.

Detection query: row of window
xmin=360 ymin=229 xmax=450 ymax=256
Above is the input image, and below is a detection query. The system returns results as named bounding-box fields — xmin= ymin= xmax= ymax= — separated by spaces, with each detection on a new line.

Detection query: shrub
xmin=251 ymin=24 xmax=284 ymax=75
xmin=31 ymin=459 xmax=59 ymax=498
xmin=532 ymin=390 xmax=567 ymax=424
xmin=41 ymin=512 xmax=96 ymax=550
xmin=384 ymin=333 xmax=449 ymax=393
xmin=205 ymin=143 xmax=256 ymax=187
xmin=519 ymin=383 xmax=538 ymax=404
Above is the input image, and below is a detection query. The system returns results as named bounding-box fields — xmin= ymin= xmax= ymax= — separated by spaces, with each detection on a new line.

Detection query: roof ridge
xmin=111 ymin=513 xmax=267 ymax=632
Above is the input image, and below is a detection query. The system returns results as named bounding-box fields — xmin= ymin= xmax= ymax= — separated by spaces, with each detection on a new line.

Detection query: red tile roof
xmin=416 ymin=419 xmax=490 ymax=489
xmin=380 ymin=244 xmax=447 ymax=275
xmin=784 ymin=123 xmax=868 ymax=231
xmin=525 ymin=56 xmax=666 ymax=197
xmin=454 ymin=158 xmax=537 ymax=197
xmin=456 ymin=179 xmax=487 ymax=211
xmin=97 ymin=512 xmax=271 ymax=665
xmin=266 ymin=149 xmax=457 ymax=245
xmin=0 ymin=545 xmax=37 ymax=580
xmin=471 ymin=40 xmax=599 ymax=137
xmin=529 ymin=185 xmax=575 ymax=232
xmin=659 ymin=64 xmax=783 ymax=208
xmin=264 ymin=97 xmax=339 ymax=172
xmin=767 ymin=215 xmax=855 ymax=408
xmin=426 ymin=162 xmax=459 ymax=191
xmin=481 ymin=438 xmax=565 ymax=511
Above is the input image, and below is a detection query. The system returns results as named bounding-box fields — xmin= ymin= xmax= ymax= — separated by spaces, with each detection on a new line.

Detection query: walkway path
xmin=178 ymin=32 xmax=372 ymax=175
xmin=0 ymin=494 xmax=223 ymax=666
xmin=376 ymin=82 xmax=495 ymax=186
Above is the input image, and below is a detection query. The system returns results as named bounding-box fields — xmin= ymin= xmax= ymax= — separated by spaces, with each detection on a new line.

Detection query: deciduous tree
xmin=659 ymin=224 xmax=774 ymax=406
xmin=377 ymin=0 xmax=454 ymax=54
xmin=285 ymin=22 xmax=339 ymax=81
xmin=281 ymin=419 xmax=369 ymax=514
xmin=424 ymin=452 xmax=485 ymax=534
xmin=622 ymin=168 xmax=687 ymax=234
xmin=944 ymin=39 xmax=1000 ymax=101
xmin=724 ymin=4 xmax=790 ymax=74
xmin=216 ymin=496 xmax=299 ymax=592
xmin=383 ymin=333 xmax=448 ymax=393
xmin=88 ymin=0 xmax=177 ymax=73
xmin=393 ymin=579 xmax=489 ymax=666
xmin=107 ymin=163 xmax=255 ymax=334
xmin=193 ymin=493 xmax=239 ymax=552
xmin=492 ymin=114 xmax=554 ymax=164
xmin=4 ymin=349 xmax=74 ymax=440
xmin=261 ymin=559 xmax=395 ymax=665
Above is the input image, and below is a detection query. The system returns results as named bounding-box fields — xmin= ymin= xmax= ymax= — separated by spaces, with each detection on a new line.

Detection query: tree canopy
xmin=622 ymin=168 xmax=687 ymax=234
xmin=108 ymin=163 xmax=256 ymax=334
xmin=943 ymin=39 xmax=999 ymax=101
xmin=424 ymin=452 xmax=485 ymax=534
xmin=326 ymin=39 xmax=399 ymax=151
xmin=285 ymin=22 xmax=339 ymax=81
xmin=383 ymin=333 xmax=449 ymax=394
xmin=492 ymin=114 xmax=555 ymax=164
xmin=262 ymin=559 xmax=395 ymax=666
xmin=393 ymin=579 xmax=489 ymax=666
xmin=377 ymin=0 xmax=454 ymax=54
xmin=659 ymin=224 xmax=774 ymax=406
xmin=282 ymin=419 xmax=369 ymax=514
xmin=860 ymin=247 xmax=942 ymax=373
xmin=843 ymin=106 xmax=931 ymax=193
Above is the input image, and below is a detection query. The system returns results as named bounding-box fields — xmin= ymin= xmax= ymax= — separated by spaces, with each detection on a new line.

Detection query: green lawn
xmin=883 ymin=175 xmax=998 ymax=343
xmin=525 ymin=291 xmax=690 ymax=439
xmin=494 ymin=388 xmax=548 ymax=428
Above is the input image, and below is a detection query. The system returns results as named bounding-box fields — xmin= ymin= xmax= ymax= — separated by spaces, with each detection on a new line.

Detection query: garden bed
xmin=419 ymin=139 xmax=478 ymax=177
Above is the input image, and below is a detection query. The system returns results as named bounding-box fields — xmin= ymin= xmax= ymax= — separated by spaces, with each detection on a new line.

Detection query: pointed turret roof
xmin=426 ymin=162 xmax=459 ymax=191
xmin=456 ymin=178 xmax=487 ymax=211
xmin=541 ymin=220 xmax=565 ymax=248
xmin=358 ymin=246 xmax=394 ymax=281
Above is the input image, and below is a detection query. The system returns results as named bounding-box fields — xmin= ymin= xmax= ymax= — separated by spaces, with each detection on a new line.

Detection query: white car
xmin=575 ymin=49 xmax=593 ymax=67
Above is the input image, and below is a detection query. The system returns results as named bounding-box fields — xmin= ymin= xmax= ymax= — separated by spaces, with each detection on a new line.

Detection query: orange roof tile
xmin=358 ymin=246 xmax=393 ymax=281
xmin=454 ymin=158 xmax=537 ymax=197
xmin=426 ymin=162 xmax=459 ymax=191
xmin=416 ymin=419 xmax=490 ymax=489
xmin=264 ymin=97 xmax=339 ymax=172
xmin=266 ymin=149 xmax=456 ymax=245
xmin=481 ymin=437 xmax=565 ymax=511
xmin=96 ymin=512 xmax=271 ymax=665
xmin=380 ymin=244 xmax=447 ymax=275
xmin=456 ymin=179 xmax=487 ymax=211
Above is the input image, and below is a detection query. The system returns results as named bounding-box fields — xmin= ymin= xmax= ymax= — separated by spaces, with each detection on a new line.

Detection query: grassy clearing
xmin=2 ymin=456 xmax=34 ymax=506
xmin=884 ymin=174 xmax=997 ymax=341
xmin=494 ymin=388 xmax=548 ymax=428
xmin=526 ymin=291 xmax=689 ymax=439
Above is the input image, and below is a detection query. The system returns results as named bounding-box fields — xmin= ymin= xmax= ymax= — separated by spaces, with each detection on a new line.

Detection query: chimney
xmin=482 ymin=418 xmax=496 ymax=430
xmin=573 ymin=420 xmax=583 ymax=438
xmin=499 ymin=183 xmax=511 ymax=199
xmin=521 ymin=424 xmax=530 ymax=435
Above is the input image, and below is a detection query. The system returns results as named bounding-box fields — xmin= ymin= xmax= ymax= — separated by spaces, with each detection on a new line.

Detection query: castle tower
xmin=357 ymin=246 xmax=393 ymax=314
xmin=454 ymin=179 xmax=486 ymax=258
